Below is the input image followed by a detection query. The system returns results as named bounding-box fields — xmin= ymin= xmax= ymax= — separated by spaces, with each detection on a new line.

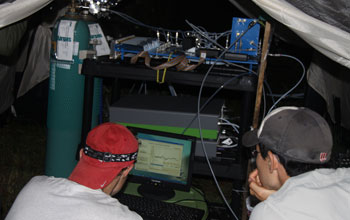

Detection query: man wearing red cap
xmin=6 ymin=122 xmax=141 ymax=220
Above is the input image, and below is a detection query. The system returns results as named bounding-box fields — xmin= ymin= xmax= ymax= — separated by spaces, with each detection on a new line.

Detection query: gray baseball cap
xmin=242 ymin=106 xmax=333 ymax=164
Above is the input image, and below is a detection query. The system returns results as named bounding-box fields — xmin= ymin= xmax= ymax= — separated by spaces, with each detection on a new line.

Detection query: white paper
xmin=57 ymin=20 xmax=76 ymax=61
xmin=88 ymin=23 xmax=110 ymax=56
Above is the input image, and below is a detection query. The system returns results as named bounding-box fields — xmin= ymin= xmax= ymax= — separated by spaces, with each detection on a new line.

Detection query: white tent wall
xmin=0 ymin=0 xmax=53 ymax=28
xmin=16 ymin=6 xmax=67 ymax=98
xmin=0 ymin=0 xmax=53 ymax=115
xmin=307 ymin=52 xmax=350 ymax=130
xmin=252 ymin=0 xmax=350 ymax=130
xmin=252 ymin=0 xmax=350 ymax=68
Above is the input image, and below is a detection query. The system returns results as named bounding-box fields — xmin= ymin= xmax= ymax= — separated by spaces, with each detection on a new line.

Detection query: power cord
xmin=266 ymin=54 xmax=306 ymax=114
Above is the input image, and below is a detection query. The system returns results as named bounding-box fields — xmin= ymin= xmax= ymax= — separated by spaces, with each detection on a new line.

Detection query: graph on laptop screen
xmin=127 ymin=126 xmax=196 ymax=200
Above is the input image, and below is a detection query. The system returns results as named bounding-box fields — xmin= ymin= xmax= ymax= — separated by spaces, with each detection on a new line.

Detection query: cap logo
xmin=100 ymin=180 xmax=107 ymax=188
xmin=84 ymin=145 xmax=138 ymax=162
xmin=319 ymin=152 xmax=328 ymax=162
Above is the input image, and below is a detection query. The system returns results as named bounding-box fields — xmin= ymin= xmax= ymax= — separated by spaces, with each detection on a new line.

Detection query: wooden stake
xmin=253 ymin=22 xmax=271 ymax=128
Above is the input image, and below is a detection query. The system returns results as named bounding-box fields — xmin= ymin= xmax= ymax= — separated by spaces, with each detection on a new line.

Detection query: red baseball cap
xmin=69 ymin=122 xmax=138 ymax=189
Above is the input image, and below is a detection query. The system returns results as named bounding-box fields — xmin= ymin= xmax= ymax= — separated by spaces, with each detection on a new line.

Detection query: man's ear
xmin=267 ymin=151 xmax=280 ymax=173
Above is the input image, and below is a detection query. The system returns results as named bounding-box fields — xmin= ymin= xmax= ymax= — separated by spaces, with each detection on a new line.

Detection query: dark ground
xmin=0 ymin=81 xmax=47 ymax=219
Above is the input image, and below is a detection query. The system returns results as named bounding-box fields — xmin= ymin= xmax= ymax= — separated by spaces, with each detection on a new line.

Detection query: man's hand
xmin=248 ymin=169 xmax=276 ymax=201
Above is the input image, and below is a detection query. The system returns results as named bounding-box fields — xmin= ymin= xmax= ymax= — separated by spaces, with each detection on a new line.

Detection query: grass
xmin=0 ymin=117 xmax=46 ymax=219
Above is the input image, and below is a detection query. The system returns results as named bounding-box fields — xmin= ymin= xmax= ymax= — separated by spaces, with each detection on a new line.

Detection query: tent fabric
xmin=0 ymin=0 xmax=53 ymax=112
xmin=252 ymin=0 xmax=350 ymax=129
xmin=16 ymin=6 xmax=67 ymax=98
xmin=0 ymin=19 xmax=27 ymax=114
xmin=307 ymin=52 xmax=350 ymax=130
xmin=16 ymin=24 xmax=51 ymax=98
xmin=285 ymin=0 xmax=350 ymax=34
xmin=0 ymin=63 xmax=16 ymax=114
xmin=0 ymin=19 xmax=27 ymax=56
xmin=252 ymin=0 xmax=350 ymax=69
xmin=0 ymin=0 xmax=52 ymax=29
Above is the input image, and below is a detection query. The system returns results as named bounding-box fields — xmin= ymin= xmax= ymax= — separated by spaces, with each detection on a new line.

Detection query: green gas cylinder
xmin=45 ymin=11 xmax=102 ymax=178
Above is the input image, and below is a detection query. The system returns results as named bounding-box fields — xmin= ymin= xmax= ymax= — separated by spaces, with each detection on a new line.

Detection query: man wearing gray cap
xmin=243 ymin=106 xmax=350 ymax=220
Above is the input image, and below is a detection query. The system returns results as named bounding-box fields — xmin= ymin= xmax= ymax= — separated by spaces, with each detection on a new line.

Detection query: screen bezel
xmin=127 ymin=126 xmax=196 ymax=192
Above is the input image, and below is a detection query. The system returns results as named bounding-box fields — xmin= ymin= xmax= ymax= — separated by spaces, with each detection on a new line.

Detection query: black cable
xmin=181 ymin=20 xmax=259 ymax=135
xmin=108 ymin=9 xmax=231 ymax=46
xmin=181 ymin=72 xmax=251 ymax=135
xmin=109 ymin=10 xmax=185 ymax=36
xmin=196 ymin=20 xmax=258 ymax=220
